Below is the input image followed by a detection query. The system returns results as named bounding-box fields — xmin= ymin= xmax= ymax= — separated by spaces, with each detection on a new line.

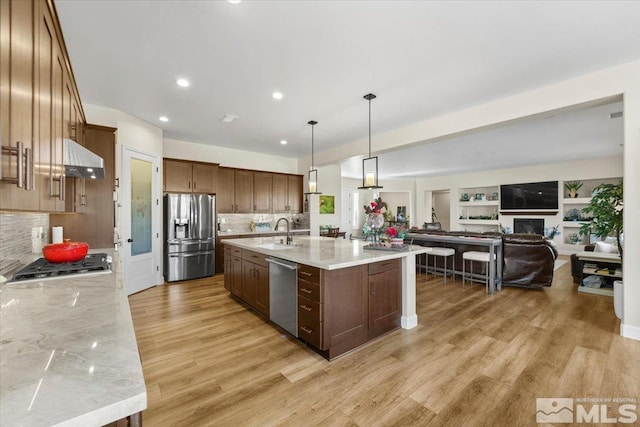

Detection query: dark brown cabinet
xmin=1 ymin=0 xmax=85 ymax=213
xmin=368 ymin=260 xmax=401 ymax=338
xmin=163 ymin=158 xmax=217 ymax=194
xmin=223 ymin=245 xmax=242 ymax=297
xmin=217 ymin=167 xmax=253 ymax=213
xmin=297 ymin=259 xmax=401 ymax=360
xmin=253 ymin=171 xmax=272 ymax=213
xmin=239 ymin=249 xmax=269 ymax=317
xmin=272 ymin=173 xmax=303 ymax=213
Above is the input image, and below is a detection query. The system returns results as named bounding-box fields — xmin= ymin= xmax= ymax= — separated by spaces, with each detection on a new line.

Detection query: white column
xmin=401 ymin=254 xmax=419 ymax=329
xmin=621 ymin=87 xmax=640 ymax=340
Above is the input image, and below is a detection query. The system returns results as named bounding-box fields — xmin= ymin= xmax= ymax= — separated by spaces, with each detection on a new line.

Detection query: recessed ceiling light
xmin=221 ymin=114 xmax=239 ymax=123
xmin=280 ymin=140 xmax=288 ymax=145
xmin=227 ymin=0 xmax=241 ymax=3
xmin=176 ymin=78 xmax=190 ymax=87
xmin=159 ymin=116 xmax=169 ymax=122
xmin=272 ymin=91 xmax=283 ymax=100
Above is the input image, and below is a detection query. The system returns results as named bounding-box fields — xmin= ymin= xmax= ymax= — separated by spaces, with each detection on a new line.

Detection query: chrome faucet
xmin=274 ymin=217 xmax=292 ymax=245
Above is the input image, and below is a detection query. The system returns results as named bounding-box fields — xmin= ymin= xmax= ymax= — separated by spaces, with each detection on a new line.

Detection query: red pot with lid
xmin=42 ymin=240 xmax=89 ymax=263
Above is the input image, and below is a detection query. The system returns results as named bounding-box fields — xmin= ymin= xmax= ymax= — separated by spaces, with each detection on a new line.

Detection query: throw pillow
xmin=594 ymin=241 xmax=619 ymax=254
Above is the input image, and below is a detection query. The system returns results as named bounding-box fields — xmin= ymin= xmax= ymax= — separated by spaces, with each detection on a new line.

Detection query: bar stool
xmin=425 ymin=247 xmax=456 ymax=284
xmin=462 ymin=251 xmax=494 ymax=293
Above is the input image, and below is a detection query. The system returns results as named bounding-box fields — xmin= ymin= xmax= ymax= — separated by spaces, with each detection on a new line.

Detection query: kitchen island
xmin=0 ymin=250 xmax=146 ymax=427
xmin=223 ymin=236 xmax=429 ymax=359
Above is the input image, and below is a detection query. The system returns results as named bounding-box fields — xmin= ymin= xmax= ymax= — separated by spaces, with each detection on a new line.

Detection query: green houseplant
xmin=579 ymin=181 xmax=623 ymax=259
xmin=565 ymin=181 xmax=583 ymax=198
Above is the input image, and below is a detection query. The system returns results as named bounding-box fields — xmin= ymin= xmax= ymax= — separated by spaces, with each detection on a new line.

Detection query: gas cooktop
xmin=10 ymin=253 xmax=112 ymax=283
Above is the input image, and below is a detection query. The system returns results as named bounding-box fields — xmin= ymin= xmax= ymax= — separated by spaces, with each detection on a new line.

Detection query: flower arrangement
xmin=362 ymin=197 xmax=387 ymax=243
xmin=385 ymin=225 xmax=407 ymax=239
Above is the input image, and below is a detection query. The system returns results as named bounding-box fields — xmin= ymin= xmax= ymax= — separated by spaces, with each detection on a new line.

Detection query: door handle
xmin=127 ymin=238 xmax=133 ymax=243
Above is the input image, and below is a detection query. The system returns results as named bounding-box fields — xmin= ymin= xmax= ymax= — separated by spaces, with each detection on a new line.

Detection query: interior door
xmin=122 ymin=147 xmax=160 ymax=295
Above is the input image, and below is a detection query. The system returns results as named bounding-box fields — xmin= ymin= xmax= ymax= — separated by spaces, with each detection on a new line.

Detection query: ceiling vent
xmin=610 ymin=111 xmax=623 ymax=119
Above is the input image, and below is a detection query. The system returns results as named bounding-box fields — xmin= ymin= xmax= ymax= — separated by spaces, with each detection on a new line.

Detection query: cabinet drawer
xmin=242 ymin=249 xmax=268 ymax=267
xmin=224 ymin=244 xmax=242 ymax=256
xmin=297 ymin=280 xmax=320 ymax=302
xmin=368 ymin=259 xmax=401 ymax=276
xmin=298 ymin=311 xmax=322 ymax=349
xmin=298 ymin=264 xmax=320 ymax=284
xmin=298 ymin=297 xmax=321 ymax=322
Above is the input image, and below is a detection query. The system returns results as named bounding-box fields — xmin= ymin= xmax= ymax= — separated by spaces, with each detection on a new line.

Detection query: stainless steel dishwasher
xmin=266 ymin=257 xmax=298 ymax=337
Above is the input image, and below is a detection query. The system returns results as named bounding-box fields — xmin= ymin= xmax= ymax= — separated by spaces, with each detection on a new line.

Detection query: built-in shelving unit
xmin=456 ymin=186 xmax=500 ymax=232
xmin=558 ymin=177 xmax=622 ymax=252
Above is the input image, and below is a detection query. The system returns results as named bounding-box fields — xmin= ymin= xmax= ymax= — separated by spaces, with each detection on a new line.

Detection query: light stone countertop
xmin=218 ymin=228 xmax=311 ymax=237
xmin=223 ymin=236 xmax=429 ymax=270
xmin=0 ymin=249 xmax=146 ymax=427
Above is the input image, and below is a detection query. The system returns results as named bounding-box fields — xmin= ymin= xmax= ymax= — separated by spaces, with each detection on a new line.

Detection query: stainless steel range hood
xmin=63 ymin=139 xmax=105 ymax=179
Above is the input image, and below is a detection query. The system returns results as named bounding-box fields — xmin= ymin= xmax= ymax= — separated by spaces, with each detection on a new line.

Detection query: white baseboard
xmin=621 ymin=323 xmax=640 ymax=341
xmin=401 ymin=315 xmax=418 ymax=330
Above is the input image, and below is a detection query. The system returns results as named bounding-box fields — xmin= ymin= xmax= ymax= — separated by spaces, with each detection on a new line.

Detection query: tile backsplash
xmin=218 ymin=212 xmax=309 ymax=233
xmin=0 ymin=213 xmax=49 ymax=278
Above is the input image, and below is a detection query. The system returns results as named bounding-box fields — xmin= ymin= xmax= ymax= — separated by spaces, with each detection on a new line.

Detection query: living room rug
xmin=554 ymin=259 xmax=567 ymax=271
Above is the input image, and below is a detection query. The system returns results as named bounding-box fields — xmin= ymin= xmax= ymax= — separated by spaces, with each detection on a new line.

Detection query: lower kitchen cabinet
xmin=298 ymin=259 xmax=401 ymax=360
xmin=240 ymin=250 xmax=269 ymax=317
xmin=223 ymin=245 xmax=400 ymax=360
xmin=223 ymin=245 xmax=242 ymax=297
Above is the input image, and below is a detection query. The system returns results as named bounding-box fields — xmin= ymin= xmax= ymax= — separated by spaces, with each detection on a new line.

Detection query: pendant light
xmin=358 ymin=93 xmax=383 ymax=189
xmin=304 ymin=120 xmax=322 ymax=195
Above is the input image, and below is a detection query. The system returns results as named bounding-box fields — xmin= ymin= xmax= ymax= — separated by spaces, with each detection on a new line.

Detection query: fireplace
xmin=513 ymin=218 xmax=544 ymax=235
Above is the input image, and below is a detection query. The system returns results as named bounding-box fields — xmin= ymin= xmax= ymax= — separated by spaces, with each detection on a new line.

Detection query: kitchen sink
xmin=255 ymin=243 xmax=299 ymax=250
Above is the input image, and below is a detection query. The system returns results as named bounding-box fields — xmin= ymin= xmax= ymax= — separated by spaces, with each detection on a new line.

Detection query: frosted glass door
xmin=130 ymin=158 xmax=152 ymax=256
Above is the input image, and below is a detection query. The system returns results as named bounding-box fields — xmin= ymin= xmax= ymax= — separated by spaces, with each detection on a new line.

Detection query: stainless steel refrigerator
xmin=163 ymin=194 xmax=215 ymax=282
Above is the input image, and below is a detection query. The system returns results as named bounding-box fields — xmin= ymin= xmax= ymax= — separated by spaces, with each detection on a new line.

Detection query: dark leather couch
xmin=407 ymin=230 xmax=557 ymax=288
xmin=502 ymin=234 xmax=558 ymax=288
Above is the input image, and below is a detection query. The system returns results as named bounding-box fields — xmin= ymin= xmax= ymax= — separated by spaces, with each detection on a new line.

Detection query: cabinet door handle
xmin=194 ymin=181 xmax=197 ymax=190
xmin=299 ymin=271 xmax=312 ymax=277
xmin=24 ymin=147 xmax=33 ymax=190
xmin=300 ymin=287 xmax=312 ymax=294
xmin=300 ymin=326 xmax=313 ymax=334
xmin=370 ymin=282 xmax=376 ymax=296
xmin=188 ymin=181 xmax=191 ymax=189
xmin=60 ymin=174 xmax=66 ymax=201
xmin=300 ymin=304 xmax=312 ymax=312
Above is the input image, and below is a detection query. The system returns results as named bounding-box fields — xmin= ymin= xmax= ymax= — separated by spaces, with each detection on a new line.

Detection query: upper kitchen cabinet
xmin=163 ymin=158 xmax=218 ymax=194
xmin=272 ymin=173 xmax=303 ymax=213
xmin=253 ymin=171 xmax=272 ymax=213
xmin=217 ymin=167 xmax=254 ymax=213
xmin=1 ymin=0 xmax=86 ymax=212
xmin=0 ymin=0 xmax=38 ymax=211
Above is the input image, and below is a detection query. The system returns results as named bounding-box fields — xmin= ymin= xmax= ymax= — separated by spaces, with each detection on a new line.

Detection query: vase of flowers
xmin=363 ymin=197 xmax=387 ymax=244
xmin=385 ymin=225 xmax=407 ymax=247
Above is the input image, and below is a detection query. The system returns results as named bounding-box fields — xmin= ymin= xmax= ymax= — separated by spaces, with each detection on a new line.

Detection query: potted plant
xmin=579 ymin=181 xmax=623 ymax=319
xmin=565 ymin=181 xmax=583 ymax=198
xmin=579 ymin=181 xmax=623 ymax=258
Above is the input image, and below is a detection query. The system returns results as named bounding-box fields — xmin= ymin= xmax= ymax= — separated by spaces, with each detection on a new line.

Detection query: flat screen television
xmin=500 ymin=181 xmax=558 ymax=210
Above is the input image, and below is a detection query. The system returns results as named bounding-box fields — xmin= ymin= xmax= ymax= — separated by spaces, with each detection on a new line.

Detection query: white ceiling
xmin=54 ymin=1 xmax=638 ymax=178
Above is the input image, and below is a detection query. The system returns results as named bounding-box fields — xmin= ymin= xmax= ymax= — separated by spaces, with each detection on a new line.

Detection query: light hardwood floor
xmin=128 ymin=258 xmax=640 ymax=426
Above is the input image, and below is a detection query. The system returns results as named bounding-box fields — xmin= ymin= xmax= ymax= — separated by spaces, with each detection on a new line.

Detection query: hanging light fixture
xmin=358 ymin=93 xmax=383 ymax=189
xmin=304 ymin=120 xmax=322 ymax=195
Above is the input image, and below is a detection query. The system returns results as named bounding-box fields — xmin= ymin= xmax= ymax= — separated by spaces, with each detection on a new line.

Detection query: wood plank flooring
xmin=128 ymin=257 xmax=640 ymax=426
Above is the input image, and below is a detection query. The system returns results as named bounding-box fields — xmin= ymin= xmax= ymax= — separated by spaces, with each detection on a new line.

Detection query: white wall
xmin=83 ymin=104 xmax=164 ymax=285
xmin=164 ymin=138 xmax=298 ymax=174
xmin=308 ymin=164 xmax=341 ymax=236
